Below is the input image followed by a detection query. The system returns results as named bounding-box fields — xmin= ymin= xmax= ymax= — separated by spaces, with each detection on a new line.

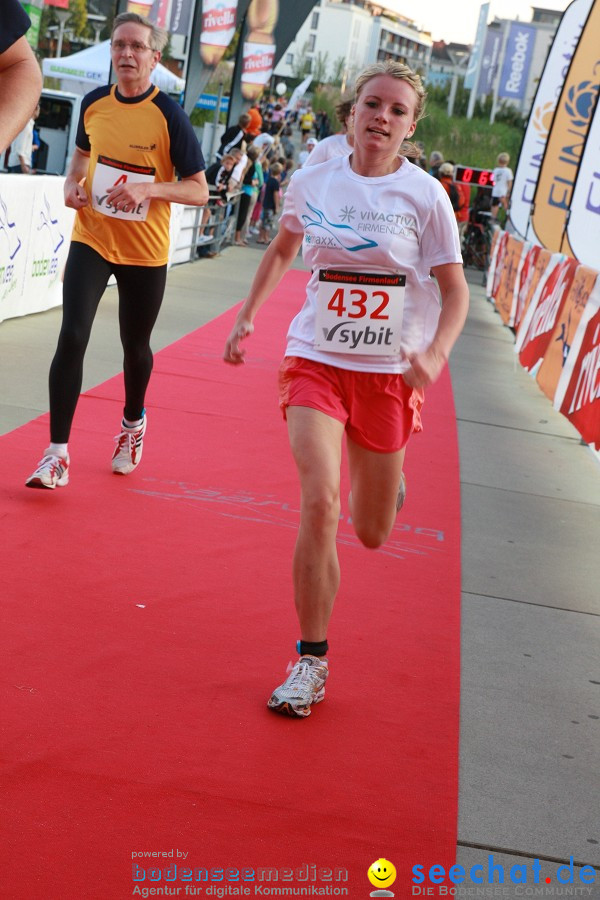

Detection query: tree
xmin=291 ymin=41 xmax=311 ymax=79
xmin=311 ymin=51 xmax=329 ymax=85
xmin=331 ymin=56 xmax=346 ymax=88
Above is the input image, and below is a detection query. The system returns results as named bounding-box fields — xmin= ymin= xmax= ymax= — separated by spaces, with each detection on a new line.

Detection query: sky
xmin=383 ymin=0 xmax=573 ymax=44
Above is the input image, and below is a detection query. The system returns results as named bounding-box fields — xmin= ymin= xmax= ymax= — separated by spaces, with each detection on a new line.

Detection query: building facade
xmin=273 ymin=0 xmax=432 ymax=90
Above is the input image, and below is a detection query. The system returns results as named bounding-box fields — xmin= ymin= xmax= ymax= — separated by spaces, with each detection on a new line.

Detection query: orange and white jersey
xmin=73 ymin=84 xmax=204 ymax=266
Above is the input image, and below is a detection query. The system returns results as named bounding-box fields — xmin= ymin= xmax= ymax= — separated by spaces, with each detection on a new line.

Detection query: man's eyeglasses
xmin=111 ymin=40 xmax=154 ymax=53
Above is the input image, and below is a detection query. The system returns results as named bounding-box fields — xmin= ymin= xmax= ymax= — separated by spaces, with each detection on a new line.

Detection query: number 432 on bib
xmin=315 ymin=269 xmax=406 ymax=355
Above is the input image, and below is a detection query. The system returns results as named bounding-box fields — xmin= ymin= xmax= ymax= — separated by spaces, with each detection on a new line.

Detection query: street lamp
xmin=54 ymin=8 xmax=71 ymax=58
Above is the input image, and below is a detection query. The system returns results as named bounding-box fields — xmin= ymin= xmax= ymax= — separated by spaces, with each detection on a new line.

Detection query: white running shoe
xmin=25 ymin=450 xmax=70 ymax=489
xmin=267 ymin=655 xmax=329 ymax=717
xmin=112 ymin=410 xmax=146 ymax=475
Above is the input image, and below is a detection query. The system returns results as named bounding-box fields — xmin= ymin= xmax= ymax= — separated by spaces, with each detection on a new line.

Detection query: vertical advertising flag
xmin=531 ymin=0 xmax=600 ymax=257
xmin=464 ymin=3 xmax=490 ymax=90
xmin=567 ymin=98 xmax=600 ymax=269
xmin=200 ymin=0 xmax=240 ymax=65
xmin=183 ymin=0 xmax=252 ymax=116
xmin=537 ymin=265 xmax=599 ymax=403
xmin=498 ymin=22 xmax=536 ymax=101
xmin=241 ymin=0 xmax=279 ymax=101
xmin=552 ymin=275 xmax=600 ymax=448
xmin=168 ymin=0 xmax=193 ymax=34
xmin=476 ymin=27 xmax=502 ymax=97
xmin=516 ymin=256 xmax=579 ymax=373
xmin=21 ymin=0 xmax=43 ymax=47
xmin=509 ymin=0 xmax=594 ymax=242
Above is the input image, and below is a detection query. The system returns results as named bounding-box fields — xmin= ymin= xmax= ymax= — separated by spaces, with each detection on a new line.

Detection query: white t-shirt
xmin=251 ymin=133 xmax=274 ymax=152
xmin=492 ymin=166 xmax=513 ymax=198
xmin=231 ymin=153 xmax=248 ymax=188
xmin=304 ymin=134 xmax=352 ymax=166
xmin=279 ymin=155 xmax=462 ymax=373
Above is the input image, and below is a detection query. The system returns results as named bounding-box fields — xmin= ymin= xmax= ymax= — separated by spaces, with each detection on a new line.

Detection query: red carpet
xmin=0 ymin=270 xmax=461 ymax=899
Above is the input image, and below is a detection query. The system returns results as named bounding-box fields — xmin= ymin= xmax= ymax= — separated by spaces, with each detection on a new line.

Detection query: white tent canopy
xmin=42 ymin=41 xmax=185 ymax=96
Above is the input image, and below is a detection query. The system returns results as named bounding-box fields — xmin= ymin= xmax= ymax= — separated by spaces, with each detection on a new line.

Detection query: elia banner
xmin=498 ymin=22 xmax=536 ymax=101
xmin=509 ymin=0 xmax=595 ymax=242
xmin=567 ymin=97 xmax=600 ymax=268
xmin=531 ymin=0 xmax=600 ymax=256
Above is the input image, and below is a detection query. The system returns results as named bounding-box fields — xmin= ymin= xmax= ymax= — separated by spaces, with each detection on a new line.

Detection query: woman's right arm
xmin=223 ymin=222 xmax=303 ymax=365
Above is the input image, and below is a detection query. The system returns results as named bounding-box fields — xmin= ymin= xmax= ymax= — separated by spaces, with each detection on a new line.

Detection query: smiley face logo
xmin=368 ymin=858 xmax=397 ymax=889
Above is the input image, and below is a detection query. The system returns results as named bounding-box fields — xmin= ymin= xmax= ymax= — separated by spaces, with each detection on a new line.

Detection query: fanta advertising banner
xmin=493 ymin=235 xmax=528 ymax=325
xmin=553 ymin=276 xmax=600 ymax=448
xmin=509 ymin=0 xmax=594 ymax=242
xmin=516 ymin=256 xmax=579 ymax=373
xmin=498 ymin=22 xmax=536 ymax=101
xmin=567 ymin=99 xmax=600 ymax=269
xmin=537 ymin=265 xmax=600 ymax=402
xmin=531 ymin=0 xmax=600 ymax=256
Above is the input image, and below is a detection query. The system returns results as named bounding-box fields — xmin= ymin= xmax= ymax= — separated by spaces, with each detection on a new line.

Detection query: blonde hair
xmin=497 ymin=152 xmax=510 ymax=164
xmin=112 ymin=12 xmax=168 ymax=52
xmin=354 ymin=60 xmax=427 ymax=122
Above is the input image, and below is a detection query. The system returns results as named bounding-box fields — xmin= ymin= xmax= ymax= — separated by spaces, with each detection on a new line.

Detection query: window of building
xmin=286 ymin=52 xmax=294 ymax=65
xmin=307 ymin=33 xmax=316 ymax=52
xmin=311 ymin=11 xmax=319 ymax=29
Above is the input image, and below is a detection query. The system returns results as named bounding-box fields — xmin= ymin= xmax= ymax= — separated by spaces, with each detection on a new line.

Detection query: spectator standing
xmin=428 ymin=150 xmax=443 ymax=178
xmin=215 ymin=113 xmax=251 ymax=161
xmin=491 ymin=152 xmax=513 ymax=219
xmin=7 ymin=99 xmax=40 ymax=173
xmin=246 ymin=102 xmax=262 ymax=139
xmin=257 ymin=161 xmax=282 ymax=244
xmin=297 ymin=136 xmax=318 ymax=168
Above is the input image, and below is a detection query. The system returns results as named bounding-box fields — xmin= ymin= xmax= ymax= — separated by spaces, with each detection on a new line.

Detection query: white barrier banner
xmin=509 ymin=0 xmax=594 ymax=241
xmin=567 ymin=100 xmax=600 ymax=268
xmin=0 ymin=175 xmax=185 ymax=324
xmin=0 ymin=175 xmax=75 ymax=324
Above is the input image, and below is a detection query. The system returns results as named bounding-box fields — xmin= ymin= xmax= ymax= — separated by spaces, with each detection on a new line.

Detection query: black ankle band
xmin=297 ymin=639 xmax=329 ymax=657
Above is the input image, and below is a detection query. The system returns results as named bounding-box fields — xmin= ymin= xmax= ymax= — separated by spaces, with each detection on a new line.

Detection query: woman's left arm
xmin=403 ymin=262 xmax=470 ymax=389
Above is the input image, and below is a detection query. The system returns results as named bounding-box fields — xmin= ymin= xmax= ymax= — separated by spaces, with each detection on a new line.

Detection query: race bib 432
xmin=315 ymin=269 xmax=406 ymax=355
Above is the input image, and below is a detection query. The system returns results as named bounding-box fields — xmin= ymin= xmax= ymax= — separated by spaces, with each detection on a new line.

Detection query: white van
xmin=36 ymin=89 xmax=83 ymax=176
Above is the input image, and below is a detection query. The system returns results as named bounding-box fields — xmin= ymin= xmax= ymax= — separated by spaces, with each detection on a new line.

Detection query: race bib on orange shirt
xmin=91 ymin=155 xmax=156 ymax=222
xmin=315 ymin=269 xmax=406 ymax=355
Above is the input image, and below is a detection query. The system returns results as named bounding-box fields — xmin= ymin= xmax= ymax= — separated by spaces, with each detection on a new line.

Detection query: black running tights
xmin=49 ymin=242 xmax=167 ymax=443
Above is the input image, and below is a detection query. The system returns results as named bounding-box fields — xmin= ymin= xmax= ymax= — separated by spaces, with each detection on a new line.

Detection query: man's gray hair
xmin=112 ymin=12 xmax=168 ymax=52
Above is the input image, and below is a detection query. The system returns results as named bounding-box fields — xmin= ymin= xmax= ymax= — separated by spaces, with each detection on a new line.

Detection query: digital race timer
xmin=454 ymin=165 xmax=495 ymax=188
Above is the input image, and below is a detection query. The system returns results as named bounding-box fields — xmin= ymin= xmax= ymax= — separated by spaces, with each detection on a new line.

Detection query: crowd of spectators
xmin=201 ymin=90 xmax=509 ymax=260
